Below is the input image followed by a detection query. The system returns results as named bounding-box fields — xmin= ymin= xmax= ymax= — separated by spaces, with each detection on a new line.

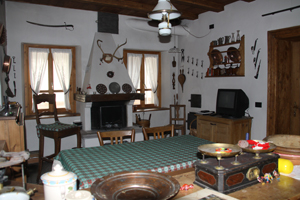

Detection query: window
xmin=24 ymin=44 xmax=77 ymax=116
xmin=123 ymin=50 xmax=161 ymax=108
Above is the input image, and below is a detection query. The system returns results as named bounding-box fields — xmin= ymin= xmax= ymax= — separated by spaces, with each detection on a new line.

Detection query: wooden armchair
xmin=97 ymin=129 xmax=135 ymax=146
xmin=33 ymin=94 xmax=81 ymax=183
xmin=142 ymin=125 xmax=174 ymax=140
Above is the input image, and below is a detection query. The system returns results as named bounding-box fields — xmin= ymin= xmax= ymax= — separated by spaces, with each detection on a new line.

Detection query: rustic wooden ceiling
xmin=7 ymin=0 xmax=255 ymax=20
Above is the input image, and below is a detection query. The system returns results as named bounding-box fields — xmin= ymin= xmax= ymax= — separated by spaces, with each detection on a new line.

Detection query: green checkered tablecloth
xmin=55 ymin=135 xmax=213 ymax=189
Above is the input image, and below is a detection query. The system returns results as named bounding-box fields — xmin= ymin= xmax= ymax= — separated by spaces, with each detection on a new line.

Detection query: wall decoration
xmin=253 ymin=48 xmax=261 ymax=69
xmin=172 ymin=56 xmax=176 ymax=67
xmin=201 ymin=60 xmax=203 ymax=67
xmin=196 ymin=71 xmax=198 ymax=78
xmin=178 ymin=69 xmax=186 ymax=92
xmin=122 ymin=83 xmax=132 ymax=93
xmin=196 ymin=59 xmax=198 ymax=66
xmin=107 ymin=71 xmax=114 ymax=78
xmin=172 ymin=73 xmax=175 ymax=89
xmin=192 ymin=69 xmax=194 ymax=76
xmin=97 ymin=39 xmax=127 ymax=63
xmin=181 ymin=49 xmax=185 ymax=62
xmin=26 ymin=21 xmax=74 ymax=31
xmin=254 ymin=60 xmax=261 ymax=79
xmin=251 ymin=38 xmax=258 ymax=54
xmin=192 ymin=57 xmax=194 ymax=65
xmin=187 ymin=56 xmax=189 ymax=63
xmin=187 ymin=68 xmax=189 ymax=74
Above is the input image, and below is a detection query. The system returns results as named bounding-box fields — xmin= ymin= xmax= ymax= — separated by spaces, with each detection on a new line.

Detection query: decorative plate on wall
xmin=122 ymin=84 xmax=132 ymax=94
xmin=109 ymin=82 xmax=120 ymax=94
xmin=96 ymin=84 xmax=107 ymax=94
xmin=227 ymin=47 xmax=241 ymax=63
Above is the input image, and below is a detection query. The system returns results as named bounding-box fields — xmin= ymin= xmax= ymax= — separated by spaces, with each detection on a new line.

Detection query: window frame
xmin=23 ymin=44 xmax=77 ymax=116
xmin=123 ymin=49 xmax=161 ymax=108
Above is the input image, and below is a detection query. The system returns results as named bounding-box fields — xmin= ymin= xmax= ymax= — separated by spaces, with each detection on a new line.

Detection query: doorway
xmin=267 ymin=25 xmax=300 ymax=136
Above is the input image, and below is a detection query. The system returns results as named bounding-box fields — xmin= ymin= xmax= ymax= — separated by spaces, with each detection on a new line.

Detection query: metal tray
xmin=198 ymin=143 xmax=241 ymax=158
xmin=91 ymin=171 xmax=180 ymax=200
xmin=241 ymin=143 xmax=277 ymax=154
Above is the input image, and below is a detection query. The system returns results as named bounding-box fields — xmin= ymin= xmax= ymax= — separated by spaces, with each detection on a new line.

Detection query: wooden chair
xmin=33 ymin=94 xmax=81 ymax=183
xmin=169 ymin=104 xmax=186 ymax=135
xmin=97 ymin=129 xmax=135 ymax=146
xmin=142 ymin=125 xmax=174 ymax=140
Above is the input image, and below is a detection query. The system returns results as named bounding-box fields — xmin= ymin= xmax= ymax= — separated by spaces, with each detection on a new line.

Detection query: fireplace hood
xmin=76 ymin=32 xmax=143 ymax=103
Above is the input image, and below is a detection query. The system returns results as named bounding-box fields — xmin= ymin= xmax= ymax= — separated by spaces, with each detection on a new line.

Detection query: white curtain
xmin=144 ymin=54 xmax=159 ymax=106
xmin=127 ymin=53 xmax=142 ymax=91
xmin=29 ymin=48 xmax=49 ymax=111
xmin=51 ymin=49 xmax=72 ymax=110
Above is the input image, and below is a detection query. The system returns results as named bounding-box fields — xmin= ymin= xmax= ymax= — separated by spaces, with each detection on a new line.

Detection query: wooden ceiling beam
xmin=174 ymin=0 xmax=224 ymax=12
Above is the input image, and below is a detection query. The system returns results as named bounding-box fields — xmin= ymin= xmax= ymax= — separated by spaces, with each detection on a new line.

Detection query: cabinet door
xmin=233 ymin=122 xmax=251 ymax=144
xmin=198 ymin=120 xmax=214 ymax=141
xmin=215 ymin=123 xmax=231 ymax=143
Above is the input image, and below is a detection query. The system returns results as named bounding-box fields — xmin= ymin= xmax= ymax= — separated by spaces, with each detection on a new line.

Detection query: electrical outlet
xmin=209 ymin=24 xmax=214 ymax=29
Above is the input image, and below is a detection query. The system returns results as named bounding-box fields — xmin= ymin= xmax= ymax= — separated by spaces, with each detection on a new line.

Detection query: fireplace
xmin=91 ymin=101 xmax=127 ymax=130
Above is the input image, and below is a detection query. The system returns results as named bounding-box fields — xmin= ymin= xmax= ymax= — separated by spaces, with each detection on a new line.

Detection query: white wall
xmin=178 ymin=0 xmax=300 ymax=140
xmin=4 ymin=2 xmax=177 ymax=153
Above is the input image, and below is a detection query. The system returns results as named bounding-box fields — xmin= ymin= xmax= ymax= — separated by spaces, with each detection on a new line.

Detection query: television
xmin=216 ymin=89 xmax=249 ymax=118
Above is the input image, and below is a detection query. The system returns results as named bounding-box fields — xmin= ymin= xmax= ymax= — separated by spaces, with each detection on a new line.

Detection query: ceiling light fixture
xmin=148 ymin=0 xmax=181 ymax=36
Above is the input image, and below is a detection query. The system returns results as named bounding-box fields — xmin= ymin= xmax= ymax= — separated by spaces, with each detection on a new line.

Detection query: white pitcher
xmin=41 ymin=163 xmax=77 ymax=200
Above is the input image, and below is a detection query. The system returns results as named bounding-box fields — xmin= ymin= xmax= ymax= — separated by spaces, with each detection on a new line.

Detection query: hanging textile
xmin=144 ymin=54 xmax=159 ymax=106
xmin=29 ymin=48 xmax=49 ymax=111
xmin=51 ymin=48 xmax=72 ymax=110
xmin=127 ymin=53 xmax=142 ymax=91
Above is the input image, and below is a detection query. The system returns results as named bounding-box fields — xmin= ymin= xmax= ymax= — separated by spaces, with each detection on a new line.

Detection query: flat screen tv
xmin=216 ymin=89 xmax=249 ymax=118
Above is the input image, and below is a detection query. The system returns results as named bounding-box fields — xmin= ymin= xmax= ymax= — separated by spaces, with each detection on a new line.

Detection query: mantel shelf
xmin=74 ymin=93 xmax=144 ymax=103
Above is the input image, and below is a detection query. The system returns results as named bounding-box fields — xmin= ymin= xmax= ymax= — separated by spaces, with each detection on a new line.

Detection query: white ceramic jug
xmin=41 ymin=163 xmax=77 ymax=200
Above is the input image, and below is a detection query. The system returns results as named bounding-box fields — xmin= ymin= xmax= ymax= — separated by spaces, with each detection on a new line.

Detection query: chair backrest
xmin=97 ymin=129 xmax=135 ymax=146
xmin=142 ymin=125 xmax=174 ymax=140
xmin=33 ymin=94 xmax=59 ymax=125
xmin=169 ymin=104 xmax=186 ymax=126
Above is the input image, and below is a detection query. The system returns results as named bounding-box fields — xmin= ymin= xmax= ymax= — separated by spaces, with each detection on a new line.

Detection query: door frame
xmin=267 ymin=25 xmax=300 ymax=136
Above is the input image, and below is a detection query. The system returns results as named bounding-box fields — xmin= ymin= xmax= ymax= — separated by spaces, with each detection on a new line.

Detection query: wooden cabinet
xmin=196 ymin=114 xmax=252 ymax=144
xmin=206 ymin=35 xmax=245 ymax=77
xmin=0 ymin=107 xmax=25 ymax=152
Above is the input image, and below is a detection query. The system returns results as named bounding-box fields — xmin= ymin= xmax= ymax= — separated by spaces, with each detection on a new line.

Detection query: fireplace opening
xmin=91 ymin=101 xmax=127 ymax=130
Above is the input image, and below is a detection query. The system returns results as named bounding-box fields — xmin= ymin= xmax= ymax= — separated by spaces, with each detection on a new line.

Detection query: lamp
xmin=148 ymin=0 xmax=181 ymax=36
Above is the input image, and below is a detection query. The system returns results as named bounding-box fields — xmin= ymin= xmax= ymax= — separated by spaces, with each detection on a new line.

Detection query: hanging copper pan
xmin=2 ymin=55 xmax=11 ymax=73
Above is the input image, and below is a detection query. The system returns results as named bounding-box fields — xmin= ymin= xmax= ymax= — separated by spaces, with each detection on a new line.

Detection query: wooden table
xmin=6 ymin=168 xmax=300 ymax=200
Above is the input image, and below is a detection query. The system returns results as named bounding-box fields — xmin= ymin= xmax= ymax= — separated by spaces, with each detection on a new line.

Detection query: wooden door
xmin=290 ymin=41 xmax=300 ymax=133
xmin=267 ymin=25 xmax=300 ymax=136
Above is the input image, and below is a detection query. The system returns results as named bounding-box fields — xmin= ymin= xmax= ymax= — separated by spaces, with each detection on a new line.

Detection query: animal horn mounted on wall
xmin=97 ymin=39 xmax=127 ymax=64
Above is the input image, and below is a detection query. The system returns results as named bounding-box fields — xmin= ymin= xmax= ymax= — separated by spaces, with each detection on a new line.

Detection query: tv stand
xmin=195 ymin=114 xmax=253 ymax=144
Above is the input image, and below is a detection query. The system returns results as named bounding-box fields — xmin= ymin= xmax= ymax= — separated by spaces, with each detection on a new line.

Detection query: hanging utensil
xmin=178 ymin=69 xmax=186 ymax=92
xmin=253 ymin=48 xmax=261 ymax=68
xmin=254 ymin=60 xmax=261 ymax=79
xmin=172 ymin=56 xmax=176 ymax=67
xmin=251 ymin=38 xmax=258 ymax=54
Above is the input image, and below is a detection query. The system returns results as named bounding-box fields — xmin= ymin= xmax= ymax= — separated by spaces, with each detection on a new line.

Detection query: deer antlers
xmin=97 ymin=39 xmax=127 ymax=63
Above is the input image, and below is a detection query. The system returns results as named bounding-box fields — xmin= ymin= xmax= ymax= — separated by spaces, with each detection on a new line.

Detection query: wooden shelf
xmin=206 ymin=35 xmax=245 ymax=77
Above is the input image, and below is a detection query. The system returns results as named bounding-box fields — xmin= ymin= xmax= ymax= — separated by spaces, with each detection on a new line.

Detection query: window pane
xmin=55 ymin=92 xmax=65 ymax=108
xmin=145 ymin=90 xmax=154 ymax=104
xmin=39 ymin=62 xmax=49 ymax=90
xmin=133 ymin=91 xmax=140 ymax=105
xmin=53 ymin=63 xmax=62 ymax=90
